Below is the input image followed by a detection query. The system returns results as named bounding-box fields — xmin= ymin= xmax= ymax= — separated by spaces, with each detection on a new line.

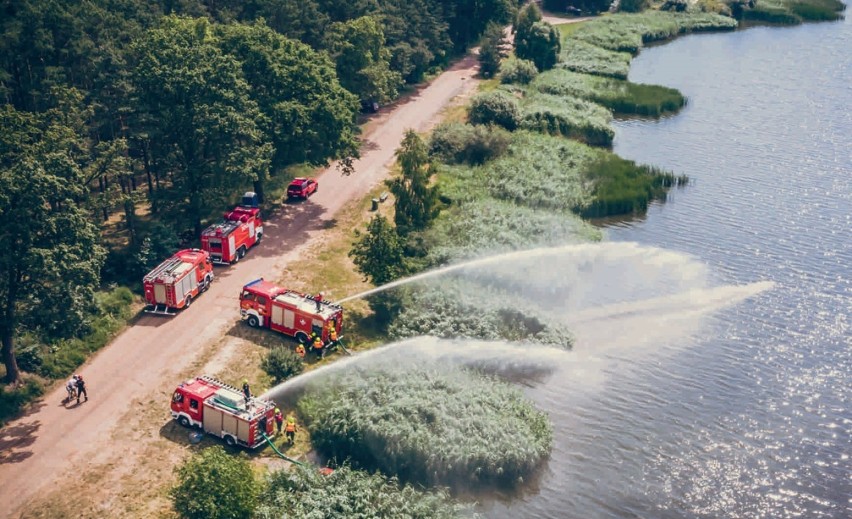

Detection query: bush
xmin=558 ymin=40 xmax=632 ymax=79
xmin=256 ymin=465 xmax=471 ymax=518
xmin=520 ymin=91 xmax=614 ymax=146
xmin=298 ymin=363 xmax=553 ymax=487
xmin=261 ymin=347 xmax=304 ymax=384
xmin=468 ymin=90 xmax=521 ymax=130
xmin=429 ymin=122 xmax=511 ymax=165
xmin=499 ymin=59 xmax=539 ymax=85
xmin=516 ymin=21 xmax=562 ymax=71
xmin=171 ymin=446 xmax=258 ymax=519
xmin=0 ymin=378 xmax=44 ymax=426
xmin=619 ymin=0 xmax=649 ymax=12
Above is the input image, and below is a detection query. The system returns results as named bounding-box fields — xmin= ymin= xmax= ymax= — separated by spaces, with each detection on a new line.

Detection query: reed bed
xmin=577 ymin=153 xmax=689 ymax=217
xmin=743 ymin=0 xmax=845 ymax=23
xmin=257 ymin=465 xmax=471 ymax=519
xmin=386 ymin=279 xmax=575 ymax=348
xmin=422 ymin=198 xmax=601 ymax=263
xmin=520 ymin=91 xmax=614 ymax=146
xmin=558 ymin=39 xmax=632 ymax=80
xmin=570 ymin=11 xmax=737 ymax=54
xmin=532 ymin=69 xmax=686 ymax=117
xmin=298 ymin=364 xmax=554 ymax=488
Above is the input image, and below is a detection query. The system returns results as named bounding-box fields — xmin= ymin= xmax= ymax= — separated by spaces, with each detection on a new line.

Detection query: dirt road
xmin=0 ymin=53 xmax=482 ymax=519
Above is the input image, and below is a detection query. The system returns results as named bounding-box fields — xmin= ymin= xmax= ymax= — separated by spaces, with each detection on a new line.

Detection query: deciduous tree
xmin=349 ymin=215 xmax=406 ymax=286
xmin=171 ymin=446 xmax=258 ymax=519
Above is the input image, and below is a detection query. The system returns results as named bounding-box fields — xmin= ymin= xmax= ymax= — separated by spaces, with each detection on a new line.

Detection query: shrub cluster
xmin=256 ymin=465 xmax=471 ymax=519
xmin=0 ymin=378 xmax=44 ymax=426
xmin=298 ymin=364 xmax=553 ymax=487
xmin=429 ymin=122 xmax=512 ymax=165
xmin=520 ymin=92 xmax=614 ymax=146
xmin=533 ymin=69 xmax=686 ymax=117
xmin=261 ymin=347 xmax=304 ymax=384
xmin=499 ymin=58 xmax=539 ymax=85
xmin=171 ymin=446 xmax=258 ymax=519
xmin=468 ymin=90 xmax=521 ymax=130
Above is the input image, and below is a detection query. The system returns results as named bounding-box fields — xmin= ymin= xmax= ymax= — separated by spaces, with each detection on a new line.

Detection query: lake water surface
xmin=484 ymin=11 xmax=851 ymax=519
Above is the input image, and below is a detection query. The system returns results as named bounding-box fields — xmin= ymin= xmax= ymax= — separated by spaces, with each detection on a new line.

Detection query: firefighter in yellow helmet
xmin=295 ymin=342 xmax=306 ymax=358
xmin=313 ymin=334 xmax=324 ymax=358
xmin=284 ymin=415 xmax=297 ymax=444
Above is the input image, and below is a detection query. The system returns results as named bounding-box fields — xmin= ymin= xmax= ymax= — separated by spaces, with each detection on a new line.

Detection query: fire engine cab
xmin=143 ymin=249 xmax=213 ymax=315
xmin=171 ymin=376 xmax=276 ymax=449
xmin=200 ymin=192 xmax=263 ymax=264
xmin=239 ymin=279 xmax=343 ymax=344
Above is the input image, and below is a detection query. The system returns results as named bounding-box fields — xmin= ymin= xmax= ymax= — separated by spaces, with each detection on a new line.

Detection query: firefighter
xmin=312 ymin=334 xmax=325 ymax=358
xmin=284 ymin=415 xmax=297 ymax=444
xmin=242 ymin=379 xmax=251 ymax=402
xmin=75 ymin=374 xmax=88 ymax=403
xmin=274 ymin=408 xmax=284 ymax=435
xmin=314 ymin=292 xmax=323 ymax=312
xmin=328 ymin=324 xmax=339 ymax=350
xmin=295 ymin=343 xmax=306 ymax=358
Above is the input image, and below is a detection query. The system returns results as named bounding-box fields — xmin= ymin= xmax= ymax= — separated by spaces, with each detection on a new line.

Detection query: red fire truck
xmin=143 ymin=249 xmax=214 ymax=315
xmin=239 ymin=279 xmax=343 ymax=344
xmin=170 ymin=376 xmax=276 ymax=449
xmin=200 ymin=192 xmax=263 ymax=265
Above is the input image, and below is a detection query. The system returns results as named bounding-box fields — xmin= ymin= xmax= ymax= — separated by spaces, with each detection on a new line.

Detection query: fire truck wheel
xmin=178 ymin=416 xmax=190 ymax=428
xmin=255 ymin=233 xmax=262 ymax=244
xmin=238 ymin=246 xmax=247 ymax=259
xmin=184 ymin=295 xmax=192 ymax=308
xmin=295 ymin=332 xmax=309 ymax=344
xmin=247 ymin=315 xmax=260 ymax=328
xmin=224 ymin=435 xmax=236 ymax=447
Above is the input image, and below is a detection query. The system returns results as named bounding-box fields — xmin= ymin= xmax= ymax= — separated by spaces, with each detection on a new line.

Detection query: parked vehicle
xmin=200 ymin=192 xmax=263 ymax=264
xmin=239 ymin=279 xmax=342 ymax=344
xmin=143 ymin=249 xmax=213 ymax=315
xmin=287 ymin=177 xmax=318 ymax=199
xmin=171 ymin=375 xmax=276 ymax=448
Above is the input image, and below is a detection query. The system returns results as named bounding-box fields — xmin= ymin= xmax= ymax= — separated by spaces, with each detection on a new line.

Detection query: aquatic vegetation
xmin=578 ymin=153 xmax=688 ymax=217
xmin=386 ymin=279 xmax=575 ymax=348
xmin=520 ymin=91 xmax=614 ymax=146
xmin=743 ymin=0 xmax=846 ymax=23
xmin=532 ymin=68 xmax=686 ymax=117
xmin=429 ymin=122 xmax=512 ymax=165
xmin=570 ymin=11 xmax=737 ymax=54
xmin=256 ymin=465 xmax=472 ymax=519
xmin=298 ymin=364 xmax=554 ymax=487
xmin=558 ymin=39 xmax=632 ymax=79
xmin=422 ymin=197 xmax=601 ymax=262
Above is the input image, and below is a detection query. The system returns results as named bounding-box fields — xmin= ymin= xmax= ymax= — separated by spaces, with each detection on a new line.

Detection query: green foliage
xmin=578 ymin=153 xmax=688 ymax=217
xmin=428 ymin=123 xmax=512 ymax=165
xmin=0 ymin=98 xmax=105 ymax=383
xmin=570 ymin=11 xmax=737 ymax=54
xmin=478 ymin=23 xmax=509 ymax=78
xmin=261 ymin=347 xmax=305 ymax=384
xmin=558 ymin=39 xmax=632 ymax=79
xmin=256 ymin=465 xmax=471 ymax=519
xmin=517 ymin=18 xmax=562 ymax=72
xmin=326 ymin=16 xmax=404 ymax=104
xmin=215 ymin=21 xmax=359 ymax=178
xmin=743 ymin=0 xmax=846 ymax=23
xmin=421 ymin=198 xmax=601 ymax=262
xmin=131 ymin=16 xmax=272 ymax=235
xmin=619 ymin=0 xmax=650 ymax=13
xmin=298 ymin=364 xmax=553 ymax=487
xmin=468 ymin=90 xmax=522 ymax=131
xmin=349 ymin=216 xmax=407 ymax=286
xmin=171 ymin=446 xmax=258 ymax=519
xmin=499 ymin=59 xmax=540 ymax=85
xmin=389 ymin=131 xmax=441 ymax=234
xmin=532 ymin=68 xmax=686 ymax=117
xmin=387 ymin=279 xmax=575 ymax=347
xmin=520 ymin=91 xmax=614 ymax=146
xmin=0 ymin=378 xmax=44 ymax=426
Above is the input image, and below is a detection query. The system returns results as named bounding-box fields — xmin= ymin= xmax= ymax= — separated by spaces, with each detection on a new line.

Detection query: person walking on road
xmin=65 ymin=375 xmax=77 ymax=403
xmin=75 ymin=375 xmax=87 ymax=403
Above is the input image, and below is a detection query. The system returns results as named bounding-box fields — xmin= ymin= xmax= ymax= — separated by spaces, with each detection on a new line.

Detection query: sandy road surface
xmin=0 ymin=53 xmax=481 ymax=519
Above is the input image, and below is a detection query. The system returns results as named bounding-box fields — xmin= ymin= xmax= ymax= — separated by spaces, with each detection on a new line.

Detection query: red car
xmin=287 ymin=177 xmax=318 ymax=199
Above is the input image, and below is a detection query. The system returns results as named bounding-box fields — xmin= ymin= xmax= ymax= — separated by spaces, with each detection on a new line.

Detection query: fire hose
xmin=259 ymin=431 xmax=308 ymax=467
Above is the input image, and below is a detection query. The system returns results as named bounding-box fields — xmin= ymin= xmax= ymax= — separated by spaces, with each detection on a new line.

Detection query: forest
xmin=0 ymin=0 xmax=516 ymax=409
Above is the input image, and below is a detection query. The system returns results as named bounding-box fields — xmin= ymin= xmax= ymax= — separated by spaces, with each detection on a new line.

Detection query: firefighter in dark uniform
xmin=313 ymin=334 xmax=325 ymax=358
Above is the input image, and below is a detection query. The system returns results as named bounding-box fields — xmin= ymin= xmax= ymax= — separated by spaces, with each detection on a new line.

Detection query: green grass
xmin=744 ymin=0 xmax=846 ymax=23
xmin=520 ymin=91 xmax=614 ymax=146
xmin=257 ymin=465 xmax=473 ymax=519
xmin=559 ymin=39 xmax=632 ymax=79
xmin=298 ymin=364 xmax=553 ymax=487
xmin=0 ymin=378 xmax=44 ymax=426
xmin=571 ymin=11 xmax=737 ymax=54
xmin=533 ymin=68 xmax=686 ymax=117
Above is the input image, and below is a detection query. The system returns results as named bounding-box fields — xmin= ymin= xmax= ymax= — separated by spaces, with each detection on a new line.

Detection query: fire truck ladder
xmin=144 ymin=256 xmax=185 ymax=284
